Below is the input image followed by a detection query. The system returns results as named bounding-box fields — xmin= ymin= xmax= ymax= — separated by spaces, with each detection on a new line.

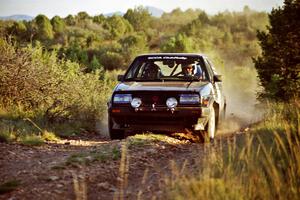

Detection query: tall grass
xmin=166 ymin=100 xmax=300 ymax=200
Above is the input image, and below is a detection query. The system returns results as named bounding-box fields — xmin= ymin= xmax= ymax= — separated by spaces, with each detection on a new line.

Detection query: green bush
xmin=0 ymin=38 xmax=112 ymax=131
xmin=19 ymin=134 xmax=44 ymax=146
xmin=160 ymin=34 xmax=194 ymax=53
xmin=0 ymin=131 xmax=15 ymax=143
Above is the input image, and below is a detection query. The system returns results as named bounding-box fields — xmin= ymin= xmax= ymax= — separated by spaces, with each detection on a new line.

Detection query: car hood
xmin=115 ymin=81 xmax=210 ymax=92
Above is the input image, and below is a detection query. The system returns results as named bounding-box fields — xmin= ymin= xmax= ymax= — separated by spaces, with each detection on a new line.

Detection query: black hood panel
xmin=115 ymin=81 xmax=209 ymax=93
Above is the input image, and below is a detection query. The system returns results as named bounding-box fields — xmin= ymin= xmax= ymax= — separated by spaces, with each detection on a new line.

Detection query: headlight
xmin=131 ymin=97 xmax=142 ymax=108
xmin=113 ymin=94 xmax=132 ymax=104
xmin=180 ymin=94 xmax=200 ymax=104
xmin=166 ymin=97 xmax=178 ymax=108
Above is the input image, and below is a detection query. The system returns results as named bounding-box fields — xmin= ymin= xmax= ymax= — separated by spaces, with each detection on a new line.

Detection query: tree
xmin=88 ymin=55 xmax=105 ymax=79
xmin=119 ymin=33 xmax=148 ymax=63
xmin=160 ymin=34 xmax=193 ymax=53
xmin=93 ymin=14 xmax=105 ymax=24
xmin=77 ymin=11 xmax=90 ymax=21
xmin=34 ymin=14 xmax=54 ymax=41
xmin=51 ymin=16 xmax=66 ymax=44
xmin=9 ymin=21 xmax=27 ymax=40
xmin=124 ymin=6 xmax=152 ymax=31
xmin=254 ymin=0 xmax=300 ymax=100
xmin=197 ymin=10 xmax=210 ymax=25
xmin=51 ymin=16 xmax=65 ymax=33
xmin=65 ymin=14 xmax=75 ymax=26
xmin=104 ymin=15 xmax=133 ymax=39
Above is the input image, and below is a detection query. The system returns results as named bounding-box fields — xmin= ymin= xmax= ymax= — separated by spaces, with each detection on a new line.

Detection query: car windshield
xmin=124 ymin=56 xmax=209 ymax=82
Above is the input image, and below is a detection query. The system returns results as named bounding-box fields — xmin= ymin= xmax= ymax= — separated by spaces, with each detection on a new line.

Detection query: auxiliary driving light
xmin=166 ymin=97 xmax=178 ymax=108
xmin=131 ymin=97 xmax=142 ymax=108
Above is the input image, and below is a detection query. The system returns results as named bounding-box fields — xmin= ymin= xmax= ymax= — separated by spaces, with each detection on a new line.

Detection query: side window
xmin=136 ymin=63 xmax=147 ymax=78
xmin=126 ymin=60 xmax=142 ymax=79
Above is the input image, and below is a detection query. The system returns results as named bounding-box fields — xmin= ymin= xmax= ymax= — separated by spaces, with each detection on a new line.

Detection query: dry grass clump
xmin=166 ymin=100 xmax=300 ymax=200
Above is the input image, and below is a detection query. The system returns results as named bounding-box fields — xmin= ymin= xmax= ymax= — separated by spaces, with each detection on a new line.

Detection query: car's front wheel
xmin=108 ymin=117 xmax=125 ymax=140
xmin=193 ymin=106 xmax=216 ymax=143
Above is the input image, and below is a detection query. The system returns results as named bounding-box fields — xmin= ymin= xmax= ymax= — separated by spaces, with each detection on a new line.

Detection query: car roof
xmin=136 ymin=53 xmax=207 ymax=58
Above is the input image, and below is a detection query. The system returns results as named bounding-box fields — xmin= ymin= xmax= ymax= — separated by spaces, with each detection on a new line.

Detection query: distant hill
xmin=0 ymin=6 xmax=164 ymax=21
xmin=104 ymin=6 xmax=164 ymax=17
xmin=104 ymin=11 xmax=124 ymax=17
xmin=145 ymin=6 xmax=165 ymax=17
xmin=0 ymin=15 xmax=33 ymax=21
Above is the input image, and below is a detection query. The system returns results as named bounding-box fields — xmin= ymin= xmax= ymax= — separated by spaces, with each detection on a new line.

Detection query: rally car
xmin=107 ymin=53 xmax=226 ymax=142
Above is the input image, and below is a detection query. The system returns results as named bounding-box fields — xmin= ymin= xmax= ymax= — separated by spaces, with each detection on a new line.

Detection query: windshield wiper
xmin=182 ymin=76 xmax=200 ymax=81
xmin=123 ymin=78 xmax=136 ymax=81
xmin=182 ymin=76 xmax=200 ymax=88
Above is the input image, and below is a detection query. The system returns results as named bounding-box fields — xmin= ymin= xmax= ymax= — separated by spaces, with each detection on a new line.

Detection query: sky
xmin=0 ymin=0 xmax=283 ymax=17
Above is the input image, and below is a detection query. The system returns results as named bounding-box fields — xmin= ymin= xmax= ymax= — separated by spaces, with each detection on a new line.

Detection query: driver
xmin=182 ymin=64 xmax=194 ymax=76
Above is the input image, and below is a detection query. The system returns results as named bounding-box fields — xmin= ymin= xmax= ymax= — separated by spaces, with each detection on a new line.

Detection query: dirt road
xmin=0 ymin=127 xmax=245 ymax=200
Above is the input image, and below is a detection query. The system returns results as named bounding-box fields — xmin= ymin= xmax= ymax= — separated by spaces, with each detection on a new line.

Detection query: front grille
xmin=130 ymin=116 xmax=184 ymax=125
xmin=113 ymin=91 xmax=201 ymax=107
xmin=133 ymin=92 xmax=179 ymax=106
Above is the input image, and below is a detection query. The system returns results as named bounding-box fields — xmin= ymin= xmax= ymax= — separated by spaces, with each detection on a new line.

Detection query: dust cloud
xmin=95 ymin=113 xmax=109 ymax=138
xmin=218 ymin=64 xmax=264 ymax=134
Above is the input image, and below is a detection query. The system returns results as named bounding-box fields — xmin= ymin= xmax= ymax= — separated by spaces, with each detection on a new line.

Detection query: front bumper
xmin=109 ymin=105 xmax=210 ymax=132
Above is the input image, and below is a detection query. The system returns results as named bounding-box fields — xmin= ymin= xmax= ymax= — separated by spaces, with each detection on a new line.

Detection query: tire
xmin=108 ymin=117 xmax=125 ymax=140
xmin=205 ymin=106 xmax=216 ymax=142
xmin=193 ymin=106 xmax=216 ymax=143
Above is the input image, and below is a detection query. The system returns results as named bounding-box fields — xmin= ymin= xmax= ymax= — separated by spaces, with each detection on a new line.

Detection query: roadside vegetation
xmin=166 ymin=1 xmax=300 ymax=199
xmin=166 ymin=100 xmax=300 ymax=200
xmin=0 ymin=38 xmax=118 ymax=144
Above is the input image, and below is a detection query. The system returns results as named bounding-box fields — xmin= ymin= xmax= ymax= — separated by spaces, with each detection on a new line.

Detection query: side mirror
xmin=117 ymin=75 xmax=124 ymax=81
xmin=213 ymin=74 xmax=222 ymax=82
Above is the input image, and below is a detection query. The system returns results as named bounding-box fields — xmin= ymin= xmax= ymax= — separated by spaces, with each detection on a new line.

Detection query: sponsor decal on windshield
xmin=147 ymin=56 xmax=187 ymax=60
